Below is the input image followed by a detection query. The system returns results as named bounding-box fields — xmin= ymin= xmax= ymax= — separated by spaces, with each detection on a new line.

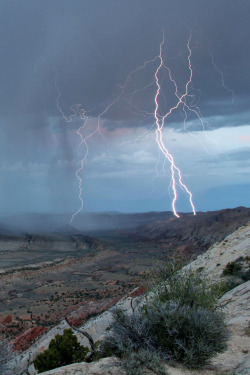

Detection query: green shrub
xmin=216 ymin=279 xmax=241 ymax=296
xmin=102 ymin=301 xmax=228 ymax=369
xmin=220 ymin=257 xmax=250 ymax=288
xmin=146 ymin=300 xmax=228 ymax=367
xmin=33 ymin=329 xmax=89 ymax=373
xmin=222 ymin=261 xmax=242 ymax=276
xmin=147 ymin=261 xmax=221 ymax=310
xmin=245 ymin=321 xmax=250 ymax=337
xmin=101 ymin=262 xmax=229 ymax=370
xmin=99 ymin=308 xmax=157 ymax=357
xmin=241 ymin=269 xmax=250 ymax=282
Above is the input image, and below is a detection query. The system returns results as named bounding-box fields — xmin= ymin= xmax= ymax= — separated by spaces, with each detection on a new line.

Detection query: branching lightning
xmin=55 ymin=72 xmax=88 ymax=222
xmin=152 ymin=33 xmax=196 ymax=217
xmin=55 ymin=30 xmax=233 ymax=220
xmin=210 ymin=51 xmax=234 ymax=104
xmin=55 ymin=71 xmax=126 ymax=222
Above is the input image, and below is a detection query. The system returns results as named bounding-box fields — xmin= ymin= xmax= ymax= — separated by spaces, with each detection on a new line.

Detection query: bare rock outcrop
xmin=186 ymin=222 xmax=250 ymax=280
xmin=39 ymin=357 xmax=124 ymax=375
xmin=211 ymin=281 xmax=250 ymax=374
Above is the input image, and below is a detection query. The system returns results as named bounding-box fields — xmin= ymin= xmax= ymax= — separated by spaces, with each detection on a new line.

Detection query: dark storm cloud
xmin=0 ymin=0 xmax=249 ymax=126
xmin=0 ymin=0 xmax=249 ymax=215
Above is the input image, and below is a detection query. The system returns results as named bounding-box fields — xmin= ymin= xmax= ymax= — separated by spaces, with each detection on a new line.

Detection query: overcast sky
xmin=0 ymin=0 xmax=249 ymax=216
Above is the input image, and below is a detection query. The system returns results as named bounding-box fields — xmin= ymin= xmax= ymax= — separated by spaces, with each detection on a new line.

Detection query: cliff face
xmin=8 ymin=222 xmax=249 ymax=375
xmin=184 ymin=221 xmax=250 ymax=279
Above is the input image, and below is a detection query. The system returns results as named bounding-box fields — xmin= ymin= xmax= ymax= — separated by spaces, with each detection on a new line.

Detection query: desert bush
xmin=216 ymin=279 xmax=241 ymax=295
xmin=145 ymin=300 xmax=228 ymax=367
xmin=147 ymin=261 xmax=221 ymax=310
xmin=221 ymin=257 xmax=250 ymax=286
xmin=222 ymin=261 xmax=242 ymax=276
xmin=245 ymin=321 xmax=250 ymax=337
xmin=122 ymin=349 xmax=168 ymax=375
xmin=101 ymin=262 xmax=229 ymax=370
xmin=33 ymin=328 xmax=89 ymax=373
xmin=99 ymin=308 xmax=159 ymax=358
xmin=241 ymin=269 xmax=250 ymax=282
xmin=101 ymin=301 xmax=228 ymax=369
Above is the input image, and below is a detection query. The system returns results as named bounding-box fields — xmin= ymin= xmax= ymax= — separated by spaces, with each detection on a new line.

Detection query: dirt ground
xmin=0 ymin=233 xmax=165 ymax=338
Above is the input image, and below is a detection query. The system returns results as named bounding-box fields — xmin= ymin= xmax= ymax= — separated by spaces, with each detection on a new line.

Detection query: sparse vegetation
xmin=99 ymin=262 xmax=229 ymax=372
xmin=222 ymin=261 xmax=242 ymax=276
xmin=245 ymin=322 xmax=250 ymax=337
xmin=33 ymin=329 xmax=89 ymax=373
xmin=146 ymin=261 xmax=222 ymax=309
xmin=122 ymin=349 xmax=168 ymax=375
xmin=221 ymin=257 xmax=250 ymax=286
xmin=241 ymin=269 xmax=250 ymax=282
xmin=216 ymin=279 xmax=240 ymax=295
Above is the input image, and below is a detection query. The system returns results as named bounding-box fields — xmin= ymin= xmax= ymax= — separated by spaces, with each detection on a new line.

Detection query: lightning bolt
xmin=209 ymin=51 xmax=234 ymax=104
xmin=55 ymin=72 xmax=88 ymax=222
xmin=57 ymin=33 xmax=197 ymax=220
xmin=55 ymin=70 xmax=127 ymax=222
xmin=55 ymin=30 xmax=232 ymax=221
xmin=152 ymin=33 xmax=196 ymax=217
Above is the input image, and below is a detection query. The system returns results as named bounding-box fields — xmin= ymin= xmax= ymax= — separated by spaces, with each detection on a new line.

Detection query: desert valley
xmin=0 ymin=207 xmax=249 ymax=374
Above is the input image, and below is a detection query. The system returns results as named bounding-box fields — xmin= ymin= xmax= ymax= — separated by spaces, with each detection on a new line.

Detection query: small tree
xmin=33 ymin=329 xmax=89 ymax=373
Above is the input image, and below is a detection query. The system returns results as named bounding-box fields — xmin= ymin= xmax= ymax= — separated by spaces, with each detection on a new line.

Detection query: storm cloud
xmin=1 ymin=1 xmax=249 ymax=118
xmin=0 ymin=0 xmax=249 ymax=215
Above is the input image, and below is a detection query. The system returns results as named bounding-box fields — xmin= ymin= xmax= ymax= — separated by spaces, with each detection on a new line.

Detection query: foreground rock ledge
xmin=39 ymin=357 xmax=124 ymax=375
xmin=37 ymin=356 xmax=224 ymax=375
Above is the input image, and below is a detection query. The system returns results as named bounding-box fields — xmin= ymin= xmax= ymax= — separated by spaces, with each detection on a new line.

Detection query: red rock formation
xmin=1 ymin=314 xmax=13 ymax=324
xmin=13 ymin=326 xmax=47 ymax=350
xmin=129 ymin=286 xmax=147 ymax=298
xmin=68 ymin=297 xmax=120 ymax=327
